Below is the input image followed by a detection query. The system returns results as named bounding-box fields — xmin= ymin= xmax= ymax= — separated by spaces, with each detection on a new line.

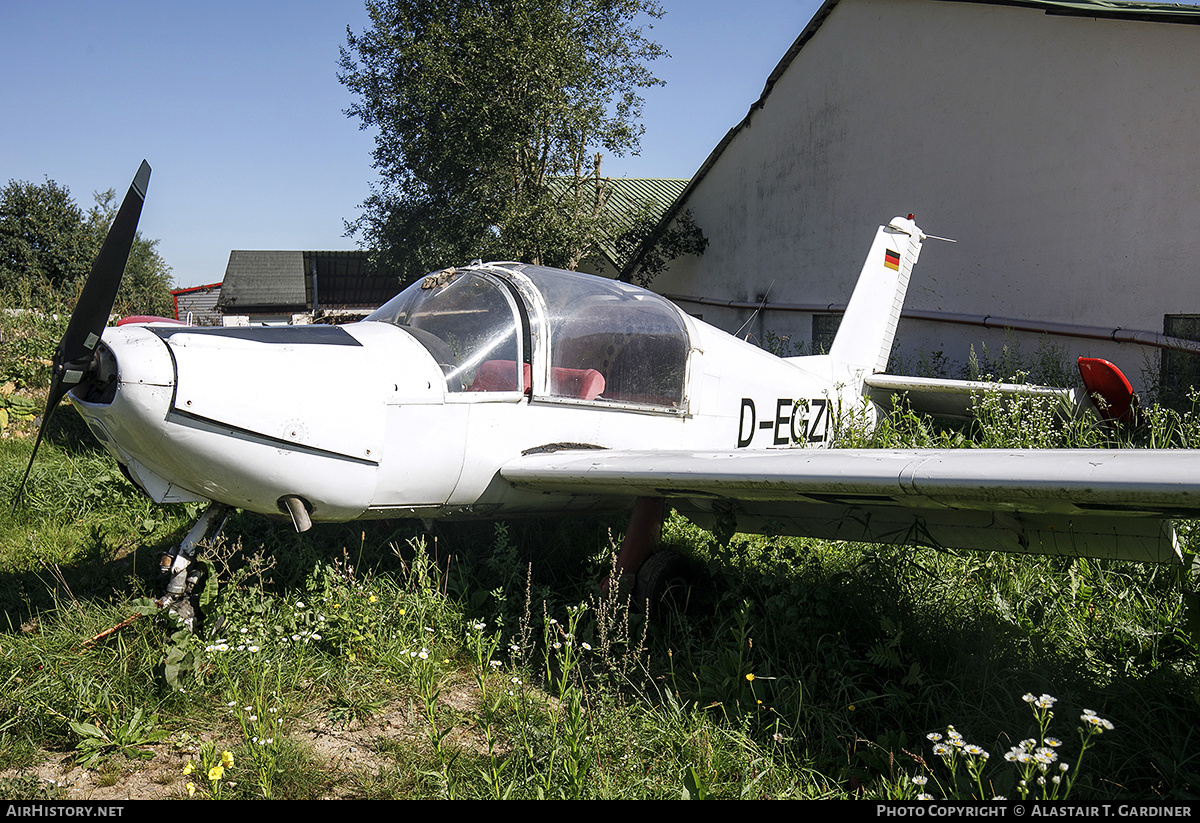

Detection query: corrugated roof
xmin=593 ymin=178 xmax=690 ymax=270
xmin=216 ymin=250 xmax=409 ymax=315
xmin=217 ymin=250 xmax=307 ymax=311
xmin=602 ymin=179 xmax=691 ymax=234
xmin=545 ymin=176 xmax=689 ymax=272
xmin=308 ymin=250 xmax=407 ymax=310
xmin=955 ymin=0 xmax=1200 ymax=23
xmin=171 ymin=282 xmax=223 ymax=296
xmin=620 ymin=0 xmax=1200 ymax=279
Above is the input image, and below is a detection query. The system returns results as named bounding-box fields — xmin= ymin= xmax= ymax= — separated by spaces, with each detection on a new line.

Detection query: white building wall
xmin=654 ymin=0 xmax=1200 ymax=388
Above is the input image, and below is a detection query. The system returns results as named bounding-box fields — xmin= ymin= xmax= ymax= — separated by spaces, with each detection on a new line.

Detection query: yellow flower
xmin=221 ymin=750 xmax=234 ymax=769
xmin=745 ymin=673 xmax=755 ymax=682
xmin=398 ymin=608 xmax=406 ymax=616
xmin=186 ymin=782 xmax=196 ymax=797
xmin=208 ymin=765 xmax=225 ymax=781
xmin=849 ymin=705 xmax=857 ymax=711
xmin=182 ymin=761 xmax=195 ymax=776
xmin=369 ymin=595 xmax=377 ymax=603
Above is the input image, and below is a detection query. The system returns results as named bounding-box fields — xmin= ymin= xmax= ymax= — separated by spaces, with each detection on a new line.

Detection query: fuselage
xmin=73 ymin=263 xmax=858 ymax=524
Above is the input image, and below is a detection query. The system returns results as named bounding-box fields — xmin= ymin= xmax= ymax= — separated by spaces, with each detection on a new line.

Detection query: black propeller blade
xmin=11 ymin=160 xmax=152 ymax=510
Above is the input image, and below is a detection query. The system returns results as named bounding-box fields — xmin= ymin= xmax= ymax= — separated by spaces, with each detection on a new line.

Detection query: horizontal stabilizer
xmin=864 ymin=373 xmax=1086 ymax=421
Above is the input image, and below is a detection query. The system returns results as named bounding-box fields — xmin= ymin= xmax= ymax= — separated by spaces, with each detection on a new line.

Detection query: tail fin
xmin=827 ymin=216 xmax=924 ymax=376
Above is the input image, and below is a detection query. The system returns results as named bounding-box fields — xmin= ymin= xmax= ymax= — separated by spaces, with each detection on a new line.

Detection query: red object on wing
xmin=1077 ymin=356 xmax=1140 ymax=426
xmin=116 ymin=315 xmax=187 ymax=326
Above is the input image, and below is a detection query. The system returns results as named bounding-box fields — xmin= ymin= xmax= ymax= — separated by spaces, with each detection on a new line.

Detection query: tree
xmin=339 ymin=0 xmax=673 ymax=277
xmin=615 ymin=205 xmax=708 ymax=287
xmin=0 ymin=178 xmax=94 ymax=306
xmin=0 ymin=179 xmax=173 ymax=316
xmin=87 ymin=189 xmax=175 ymax=319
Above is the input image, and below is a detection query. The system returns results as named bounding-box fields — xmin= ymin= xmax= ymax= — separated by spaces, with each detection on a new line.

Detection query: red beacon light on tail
xmin=1078 ymin=356 xmax=1141 ymax=427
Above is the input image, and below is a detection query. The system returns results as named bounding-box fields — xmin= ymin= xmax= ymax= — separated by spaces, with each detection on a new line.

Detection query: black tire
xmin=632 ymin=550 xmax=697 ymax=617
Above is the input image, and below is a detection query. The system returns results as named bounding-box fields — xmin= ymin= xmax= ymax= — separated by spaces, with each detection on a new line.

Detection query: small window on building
xmin=1161 ymin=314 xmax=1200 ymax=404
xmin=812 ymin=313 xmax=841 ymax=355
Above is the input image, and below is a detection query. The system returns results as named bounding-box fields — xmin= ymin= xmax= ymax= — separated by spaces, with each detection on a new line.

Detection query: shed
xmin=171 ymin=282 xmax=222 ymax=325
xmin=216 ymin=250 xmax=408 ymax=324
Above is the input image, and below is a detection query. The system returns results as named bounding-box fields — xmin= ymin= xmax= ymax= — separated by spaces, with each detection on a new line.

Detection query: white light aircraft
xmin=15 ymin=162 xmax=1200 ymax=623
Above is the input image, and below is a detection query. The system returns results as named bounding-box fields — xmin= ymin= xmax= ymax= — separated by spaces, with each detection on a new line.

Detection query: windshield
xmin=366 ymin=270 xmax=522 ymax=393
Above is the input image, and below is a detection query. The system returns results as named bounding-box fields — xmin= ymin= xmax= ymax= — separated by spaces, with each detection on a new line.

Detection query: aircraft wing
xmin=500 ymin=448 xmax=1200 ymax=564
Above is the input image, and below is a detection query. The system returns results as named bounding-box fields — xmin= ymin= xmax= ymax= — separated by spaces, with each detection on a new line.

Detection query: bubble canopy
xmin=366 ymin=264 xmax=690 ymax=409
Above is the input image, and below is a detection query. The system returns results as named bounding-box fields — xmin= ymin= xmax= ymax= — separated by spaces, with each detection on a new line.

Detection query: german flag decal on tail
xmin=883 ymin=248 xmax=901 ymax=271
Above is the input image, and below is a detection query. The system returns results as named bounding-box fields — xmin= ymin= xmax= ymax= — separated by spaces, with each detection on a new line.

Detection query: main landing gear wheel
xmin=632 ymin=550 xmax=699 ymax=617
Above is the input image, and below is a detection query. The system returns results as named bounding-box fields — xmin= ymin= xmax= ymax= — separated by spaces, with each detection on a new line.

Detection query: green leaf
xmin=68 ymin=720 xmax=106 ymax=741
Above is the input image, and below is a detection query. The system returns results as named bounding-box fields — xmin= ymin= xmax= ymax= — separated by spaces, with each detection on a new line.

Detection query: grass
xmin=1 ymin=314 xmax=1198 ymax=798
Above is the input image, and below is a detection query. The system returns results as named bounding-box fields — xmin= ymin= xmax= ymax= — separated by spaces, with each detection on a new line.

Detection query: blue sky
xmin=1 ymin=1 xmax=823 ymax=287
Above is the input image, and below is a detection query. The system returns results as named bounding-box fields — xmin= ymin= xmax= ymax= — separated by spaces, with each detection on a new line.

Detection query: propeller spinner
xmin=11 ymin=160 xmax=152 ymax=509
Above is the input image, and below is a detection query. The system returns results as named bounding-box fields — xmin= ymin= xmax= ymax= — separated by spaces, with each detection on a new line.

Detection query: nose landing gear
xmin=157 ymin=503 xmax=229 ymax=631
